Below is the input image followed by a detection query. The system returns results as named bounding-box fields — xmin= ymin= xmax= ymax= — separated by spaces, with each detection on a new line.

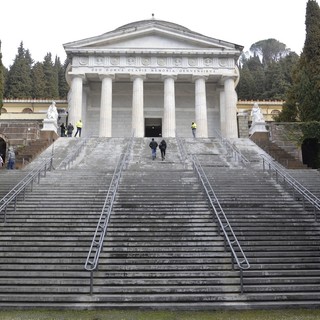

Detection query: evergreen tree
xmin=0 ymin=41 xmax=3 ymax=114
xmin=32 ymin=62 xmax=46 ymax=98
xmin=278 ymin=0 xmax=320 ymax=121
xmin=4 ymin=42 xmax=33 ymax=99
xmin=250 ymin=38 xmax=290 ymax=68
xmin=55 ymin=56 xmax=69 ymax=99
xmin=43 ymin=53 xmax=59 ymax=99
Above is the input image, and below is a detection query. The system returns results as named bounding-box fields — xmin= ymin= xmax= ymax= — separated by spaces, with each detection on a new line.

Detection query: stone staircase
xmin=199 ymin=153 xmax=320 ymax=307
xmin=0 ymin=137 xmax=319 ymax=309
xmin=250 ymin=132 xmax=307 ymax=169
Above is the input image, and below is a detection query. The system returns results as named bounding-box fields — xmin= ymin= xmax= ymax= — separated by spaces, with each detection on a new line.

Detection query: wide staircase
xmin=0 ymin=136 xmax=319 ymax=309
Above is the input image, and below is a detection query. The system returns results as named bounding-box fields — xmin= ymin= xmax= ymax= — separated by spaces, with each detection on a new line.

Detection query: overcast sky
xmin=0 ymin=0 xmax=312 ymax=68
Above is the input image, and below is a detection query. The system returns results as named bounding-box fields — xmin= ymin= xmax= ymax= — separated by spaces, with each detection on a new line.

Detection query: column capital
xmin=99 ymin=74 xmax=115 ymax=81
xmin=192 ymin=75 xmax=208 ymax=82
xmin=69 ymin=73 xmax=86 ymax=80
xmin=130 ymin=74 xmax=146 ymax=81
xmin=161 ymin=75 xmax=177 ymax=81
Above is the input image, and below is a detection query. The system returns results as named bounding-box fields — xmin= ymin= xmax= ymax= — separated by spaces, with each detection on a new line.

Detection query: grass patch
xmin=0 ymin=309 xmax=320 ymax=320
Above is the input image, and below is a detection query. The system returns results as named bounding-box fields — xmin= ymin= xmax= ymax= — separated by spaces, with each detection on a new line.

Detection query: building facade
xmin=63 ymin=19 xmax=244 ymax=138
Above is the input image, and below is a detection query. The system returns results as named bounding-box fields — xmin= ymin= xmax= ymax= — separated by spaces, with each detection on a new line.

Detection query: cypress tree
xmin=0 ymin=41 xmax=3 ymax=114
xmin=279 ymin=0 xmax=320 ymax=121
xmin=32 ymin=62 xmax=46 ymax=98
xmin=43 ymin=53 xmax=59 ymax=99
xmin=5 ymin=42 xmax=33 ymax=99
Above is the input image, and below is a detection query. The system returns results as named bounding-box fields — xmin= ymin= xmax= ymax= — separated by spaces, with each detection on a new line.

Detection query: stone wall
xmin=269 ymin=122 xmax=303 ymax=161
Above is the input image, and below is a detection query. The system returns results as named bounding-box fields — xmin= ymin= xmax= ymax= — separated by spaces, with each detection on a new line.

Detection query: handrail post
xmin=90 ymin=271 xmax=94 ymax=295
xmin=240 ymin=269 xmax=244 ymax=294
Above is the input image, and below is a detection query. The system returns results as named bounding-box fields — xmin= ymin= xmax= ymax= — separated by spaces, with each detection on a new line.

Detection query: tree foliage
xmin=250 ymin=38 xmax=290 ymax=67
xmin=0 ymin=41 xmax=3 ymax=114
xmin=277 ymin=0 xmax=320 ymax=122
xmin=237 ymin=44 xmax=299 ymax=102
xmin=2 ymin=42 xmax=69 ymax=100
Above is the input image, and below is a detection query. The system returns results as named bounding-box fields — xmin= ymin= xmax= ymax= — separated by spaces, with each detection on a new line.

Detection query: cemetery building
xmin=63 ymin=18 xmax=243 ymax=138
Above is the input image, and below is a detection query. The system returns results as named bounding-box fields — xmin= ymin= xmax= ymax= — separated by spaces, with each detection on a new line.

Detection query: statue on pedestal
xmin=249 ymin=102 xmax=268 ymax=135
xmin=251 ymin=102 xmax=265 ymax=124
xmin=46 ymin=101 xmax=59 ymax=122
xmin=42 ymin=101 xmax=59 ymax=133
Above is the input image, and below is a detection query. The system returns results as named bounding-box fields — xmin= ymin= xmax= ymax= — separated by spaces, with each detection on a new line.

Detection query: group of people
xmin=0 ymin=147 xmax=16 ymax=170
xmin=149 ymin=138 xmax=167 ymax=161
xmin=59 ymin=120 xmax=83 ymax=137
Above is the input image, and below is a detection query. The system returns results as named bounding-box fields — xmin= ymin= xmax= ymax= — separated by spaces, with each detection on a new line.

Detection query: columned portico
xmin=99 ymin=74 xmax=114 ymax=137
xmin=131 ymin=75 xmax=145 ymax=137
xmin=194 ymin=76 xmax=208 ymax=138
xmin=64 ymin=19 xmax=243 ymax=139
xmin=162 ymin=76 xmax=176 ymax=137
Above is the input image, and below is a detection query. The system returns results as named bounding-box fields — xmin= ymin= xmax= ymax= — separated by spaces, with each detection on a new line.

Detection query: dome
xmin=115 ymin=19 xmax=192 ymax=33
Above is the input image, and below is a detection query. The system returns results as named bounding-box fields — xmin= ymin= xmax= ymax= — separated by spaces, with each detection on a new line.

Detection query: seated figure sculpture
xmin=251 ymin=102 xmax=265 ymax=124
xmin=46 ymin=101 xmax=59 ymax=122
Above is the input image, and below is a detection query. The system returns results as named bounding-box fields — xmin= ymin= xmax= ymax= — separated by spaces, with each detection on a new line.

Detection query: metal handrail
xmin=191 ymin=154 xmax=250 ymax=293
xmin=176 ymin=134 xmax=189 ymax=163
xmin=0 ymin=157 xmax=53 ymax=222
xmin=261 ymin=154 xmax=320 ymax=220
xmin=214 ymin=129 xmax=250 ymax=166
xmin=58 ymin=137 xmax=90 ymax=170
xmin=84 ymin=133 xmax=134 ymax=294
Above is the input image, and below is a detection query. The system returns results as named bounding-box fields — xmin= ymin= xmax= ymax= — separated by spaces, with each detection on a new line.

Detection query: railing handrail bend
xmin=261 ymin=154 xmax=320 ymax=215
xmin=192 ymin=155 xmax=250 ymax=270
xmin=214 ymin=129 xmax=250 ymax=165
xmin=58 ymin=137 xmax=90 ymax=170
xmin=84 ymin=133 xmax=134 ymax=293
xmin=0 ymin=156 xmax=53 ymax=222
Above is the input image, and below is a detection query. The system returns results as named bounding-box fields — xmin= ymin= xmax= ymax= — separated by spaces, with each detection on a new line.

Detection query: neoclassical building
xmin=63 ymin=18 xmax=243 ymax=138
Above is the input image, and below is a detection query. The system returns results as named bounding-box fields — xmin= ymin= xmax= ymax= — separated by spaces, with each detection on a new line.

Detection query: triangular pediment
xmin=64 ymin=19 xmax=243 ymax=54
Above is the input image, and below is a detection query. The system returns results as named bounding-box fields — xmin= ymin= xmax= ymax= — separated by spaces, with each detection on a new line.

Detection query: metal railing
xmin=84 ymin=133 xmax=134 ymax=294
xmin=214 ymin=130 xmax=250 ymax=166
xmin=191 ymin=155 xmax=250 ymax=293
xmin=58 ymin=137 xmax=90 ymax=170
xmin=261 ymin=154 xmax=320 ymax=220
xmin=0 ymin=157 xmax=53 ymax=223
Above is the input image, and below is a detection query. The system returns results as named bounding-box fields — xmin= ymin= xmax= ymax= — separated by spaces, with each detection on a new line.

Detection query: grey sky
xmin=0 ymin=0 xmax=310 ymax=67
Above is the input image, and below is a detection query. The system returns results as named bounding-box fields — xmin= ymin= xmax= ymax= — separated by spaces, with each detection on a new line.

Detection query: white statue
xmin=46 ymin=101 xmax=59 ymax=122
xmin=251 ymin=102 xmax=264 ymax=124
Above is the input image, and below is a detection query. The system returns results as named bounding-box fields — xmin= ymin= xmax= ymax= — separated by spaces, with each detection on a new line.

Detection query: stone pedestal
xmin=249 ymin=121 xmax=268 ymax=136
xmin=42 ymin=119 xmax=58 ymax=133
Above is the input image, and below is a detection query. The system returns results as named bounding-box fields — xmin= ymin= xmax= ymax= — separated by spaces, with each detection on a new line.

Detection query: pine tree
xmin=32 ymin=62 xmax=46 ymax=98
xmin=55 ymin=56 xmax=69 ymax=99
xmin=5 ymin=42 xmax=33 ymax=99
xmin=0 ymin=41 xmax=3 ymax=114
xmin=279 ymin=0 xmax=320 ymax=121
xmin=43 ymin=53 xmax=59 ymax=99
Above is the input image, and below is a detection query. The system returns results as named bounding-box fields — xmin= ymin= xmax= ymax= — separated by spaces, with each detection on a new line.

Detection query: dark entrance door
xmin=145 ymin=118 xmax=162 ymax=137
xmin=302 ymin=138 xmax=320 ymax=169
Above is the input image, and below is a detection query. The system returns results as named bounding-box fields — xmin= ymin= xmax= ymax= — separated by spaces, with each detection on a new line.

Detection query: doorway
xmin=145 ymin=118 xmax=162 ymax=137
xmin=302 ymin=138 xmax=320 ymax=169
xmin=0 ymin=137 xmax=7 ymax=164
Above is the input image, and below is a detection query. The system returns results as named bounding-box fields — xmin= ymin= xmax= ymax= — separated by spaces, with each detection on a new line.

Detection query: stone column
xmin=194 ymin=76 xmax=208 ymax=138
xmin=219 ymin=90 xmax=226 ymax=136
xmin=131 ymin=75 xmax=145 ymax=137
xmin=99 ymin=74 xmax=114 ymax=137
xmin=224 ymin=77 xmax=238 ymax=138
xmin=162 ymin=75 xmax=176 ymax=137
xmin=68 ymin=74 xmax=84 ymax=128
